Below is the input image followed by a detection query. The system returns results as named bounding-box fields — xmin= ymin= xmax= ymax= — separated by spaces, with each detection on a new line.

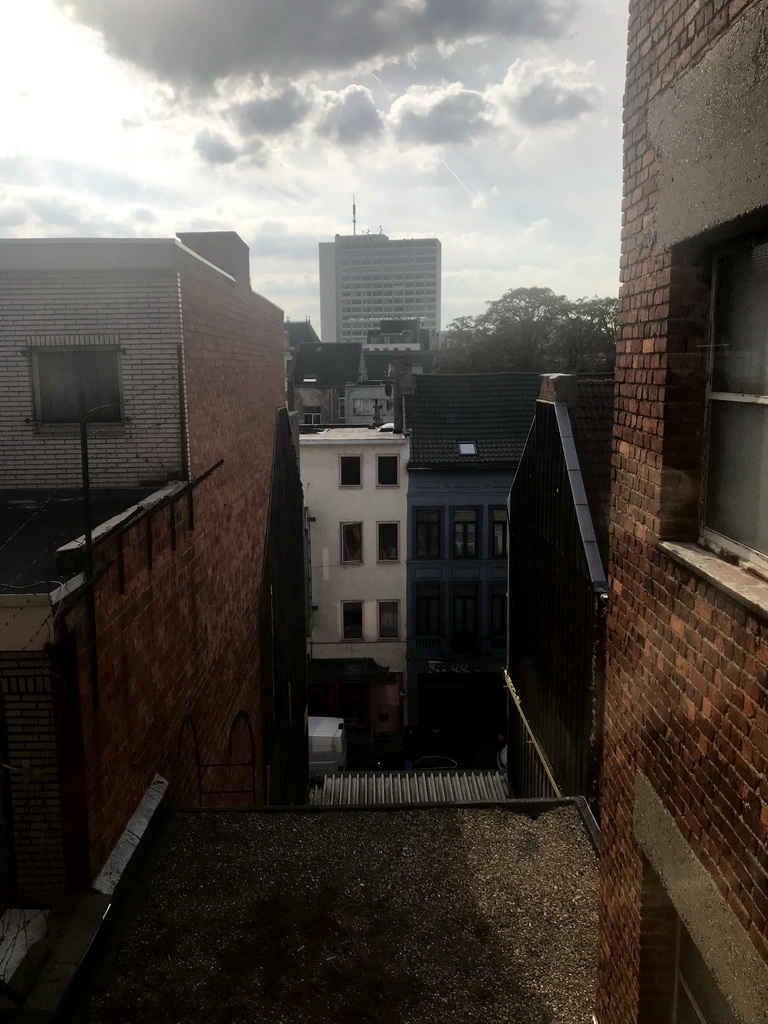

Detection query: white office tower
xmin=319 ymin=233 xmax=441 ymax=344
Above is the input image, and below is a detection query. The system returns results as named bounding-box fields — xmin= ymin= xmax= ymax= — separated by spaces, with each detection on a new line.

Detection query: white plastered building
xmin=300 ymin=426 xmax=409 ymax=736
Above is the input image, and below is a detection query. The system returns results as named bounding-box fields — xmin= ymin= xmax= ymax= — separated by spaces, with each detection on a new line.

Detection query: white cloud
xmin=488 ymin=59 xmax=604 ymax=127
xmin=4 ymin=0 xmax=627 ymax=328
xmin=390 ymin=84 xmax=492 ymax=145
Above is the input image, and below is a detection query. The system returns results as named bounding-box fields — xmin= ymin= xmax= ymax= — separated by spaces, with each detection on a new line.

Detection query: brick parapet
xmin=0 ymin=650 xmax=66 ymax=904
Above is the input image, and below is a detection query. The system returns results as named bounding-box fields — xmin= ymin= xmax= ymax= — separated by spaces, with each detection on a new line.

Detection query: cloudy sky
xmin=3 ymin=0 xmax=628 ymax=331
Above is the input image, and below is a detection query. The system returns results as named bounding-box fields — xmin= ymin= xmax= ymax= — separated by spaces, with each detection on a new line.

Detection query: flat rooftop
xmin=0 ymin=488 xmax=154 ymax=593
xmin=299 ymin=427 xmax=405 ymax=443
xmin=71 ymin=805 xmax=597 ymax=1024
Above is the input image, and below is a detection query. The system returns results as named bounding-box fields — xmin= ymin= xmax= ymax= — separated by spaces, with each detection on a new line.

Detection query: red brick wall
xmin=0 ymin=651 xmax=66 ymax=904
xmin=599 ymin=1 xmax=768 ymax=1021
xmin=62 ymin=255 xmax=285 ymax=880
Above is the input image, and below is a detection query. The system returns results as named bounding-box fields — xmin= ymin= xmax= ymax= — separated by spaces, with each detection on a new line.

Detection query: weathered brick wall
xmin=62 ymin=257 xmax=286 ymax=880
xmin=599 ymin=1 xmax=768 ymax=1021
xmin=0 ymin=651 xmax=66 ymax=904
xmin=0 ymin=270 xmax=185 ymax=488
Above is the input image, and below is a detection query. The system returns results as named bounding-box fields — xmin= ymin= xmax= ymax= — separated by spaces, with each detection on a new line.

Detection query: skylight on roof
xmin=303 ymin=377 xmax=317 ymax=384
xmin=458 ymin=442 xmax=477 ymax=455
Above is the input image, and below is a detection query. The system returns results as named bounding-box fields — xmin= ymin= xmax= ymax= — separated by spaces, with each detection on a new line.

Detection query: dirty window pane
xmin=341 ymin=523 xmax=362 ymax=562
xmin=342 ymin=601 xmax=363 ymax=639
xmin=712 ymin=245 xmax=768 ymax=395
xmin=453 ymin=509 xmax=477 ymax=558
xmin=378 ymin=601 xmax=398 ymax=639
xmin=377 ymin=523 xmax=398 ymax=561
xmin=37 ymin=350 xmax=121 ymax=423
xmin=706 ymin=401 xmax=768 ymax=556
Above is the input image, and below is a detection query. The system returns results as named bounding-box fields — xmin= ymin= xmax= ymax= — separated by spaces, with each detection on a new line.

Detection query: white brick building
xmin=0 ymin=238 xmax=222 ymax=489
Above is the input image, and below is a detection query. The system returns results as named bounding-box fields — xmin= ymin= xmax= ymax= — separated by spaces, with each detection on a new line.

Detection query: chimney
xmin=392 ymin=357 xmax=413 ymax=434
xmin=537 ymin=373 xmax=577 ymax=406
xmin=176 ymin=231 xmax=251 ymax=290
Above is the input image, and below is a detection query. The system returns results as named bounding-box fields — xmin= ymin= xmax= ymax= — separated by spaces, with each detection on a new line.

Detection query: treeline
xmin=435 ymin=287 xmax=617 ymax=374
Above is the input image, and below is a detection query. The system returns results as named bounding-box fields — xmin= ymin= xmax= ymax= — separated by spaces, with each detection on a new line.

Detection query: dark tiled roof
xmin=292 ymin=343 xmax=363 ymax=387
xmin=571 ymin=377 xmax=614 ymax=569
xmin=405 ymin=373 xmax=540 ymax=467
xmin=364 ymin=351 xmax=435 ymax=380
xmin=0 ymin=488 xmax=154 ymax=593
xmin=285 ymin=321 xmax=321 ymax=346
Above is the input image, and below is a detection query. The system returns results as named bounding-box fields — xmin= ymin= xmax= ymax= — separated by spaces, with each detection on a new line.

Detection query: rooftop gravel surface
xmin=74 ymin=805 xmax=597 ymax=1024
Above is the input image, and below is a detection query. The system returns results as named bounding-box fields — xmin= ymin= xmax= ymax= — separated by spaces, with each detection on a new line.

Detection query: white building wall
xmin=300 ymin=430 xmax=408 ymax=677
xmin=318 ymin=234 xmax=441 ymax=345
xmin=318 ymin=242 xmax=338 ymax=344
xmin=0 ymin=267 xmax=185 ymax=488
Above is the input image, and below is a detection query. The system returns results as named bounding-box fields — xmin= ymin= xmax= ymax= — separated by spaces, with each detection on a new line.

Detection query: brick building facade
xmin=599 ymin=1 xmax=768 ymax=1021
xmin=0 ymin=234 xmax=307 ymax=903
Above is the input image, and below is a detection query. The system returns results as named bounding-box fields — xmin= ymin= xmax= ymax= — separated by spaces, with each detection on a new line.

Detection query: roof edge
xmin=552 ymin=402 xmax=607 ymax=590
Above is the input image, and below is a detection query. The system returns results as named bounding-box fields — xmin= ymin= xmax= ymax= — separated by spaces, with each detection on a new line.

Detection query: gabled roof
xmin=285 ymin=321 xmax=321 ymax=347
xmin=405 ymin=372 xmax=540 ymax=467
xmin=570 ymin=377 xmax=614 ymax=570
xmin=292 ymin=343 xmax=363 ymax=387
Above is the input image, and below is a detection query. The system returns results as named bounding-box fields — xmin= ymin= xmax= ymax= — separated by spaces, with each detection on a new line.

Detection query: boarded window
xmin=36 ymin=349 xmax=121 ymax=423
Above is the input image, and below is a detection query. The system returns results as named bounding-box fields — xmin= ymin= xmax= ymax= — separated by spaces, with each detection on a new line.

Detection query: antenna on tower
xmin=352 ymin=194 xmax=357 ymax=236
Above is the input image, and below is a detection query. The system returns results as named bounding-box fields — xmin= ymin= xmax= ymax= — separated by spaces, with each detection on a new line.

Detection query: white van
xmin=308 ymin=717 xmax=347 ymax=777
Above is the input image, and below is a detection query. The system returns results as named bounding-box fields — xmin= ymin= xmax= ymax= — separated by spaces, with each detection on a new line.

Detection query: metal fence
xmin=506 ymin=402 xmax=606 ymax=815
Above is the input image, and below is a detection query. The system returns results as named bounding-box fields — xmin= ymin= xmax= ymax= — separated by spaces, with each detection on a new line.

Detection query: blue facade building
xmin=403 ymin=372 xmax=539 ymax=765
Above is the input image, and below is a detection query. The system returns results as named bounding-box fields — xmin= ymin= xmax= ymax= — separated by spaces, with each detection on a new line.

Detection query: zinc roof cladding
xmin=406 ymin=372 xmax=540 ymax=467
xmin=570 ymin=377 xmax=614 ymax=570
xmin=0 ymin=488 xmax=154 ymax=593
xmin=292 ymin=342 xmax=363 ymax=387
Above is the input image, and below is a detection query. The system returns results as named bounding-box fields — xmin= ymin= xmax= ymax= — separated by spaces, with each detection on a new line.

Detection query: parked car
xmin=308 ymin=716 xmax=347 ymax=778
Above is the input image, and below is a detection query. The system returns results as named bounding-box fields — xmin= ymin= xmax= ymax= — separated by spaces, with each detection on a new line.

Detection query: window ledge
xmin=658 ymin=541 xmax=768 ymax=621
xmin=35 ymin=423 xmax=127 ymax=435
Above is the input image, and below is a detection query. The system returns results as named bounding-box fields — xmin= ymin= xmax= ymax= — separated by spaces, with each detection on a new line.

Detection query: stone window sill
xmin=658 ymin=541 xmax=768 ymax=621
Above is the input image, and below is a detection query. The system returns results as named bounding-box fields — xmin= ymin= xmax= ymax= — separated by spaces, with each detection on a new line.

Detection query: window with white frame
xmin=339 ymin=455 xmax=361 ymax=486
xmin=377 ymin=522 xmax=398 ymax=561
xmin=704 ymin=241 xmax=768 ymax=562
xmin=34 ymin=348 xmax=121 ymax=423
xmin=341 ymin=522 xmax=363 ymax=563
xmin=342 ymin=601 xmax=363 ymax=639
xmin=377 ymin=455 xmax=398 ymax=486
xmin=352 ymin=397 xmax=375 ymax=416
xmin=378 ymin=601 xmax=399 ymax=639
